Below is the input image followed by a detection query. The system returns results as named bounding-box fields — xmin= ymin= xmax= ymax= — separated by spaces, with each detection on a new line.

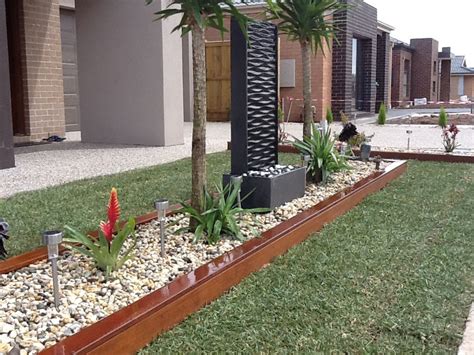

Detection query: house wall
xmin=410 ymin=38 xmax=438 ymax=102
xmin=76 ymin=0 xmax=184 ymax=146
xmin=20 ymin=0 xmax=66 ymax=141
xmin=206 ymin=5 xmax=332 ymax=122
xmin=439 ymin=59 xmax=451 ymax=102
xmin=391 ymin=47 xmax=413 ymax=106
xmin=332 ymin=0 xmax=378 ymax=118
xmin=453 ymin=75 xmax=474 ymax=99
xmin=465 ymin=76 xmax=474 ymax=99
xmin=0 ymin=0 xmax=15 ymax=169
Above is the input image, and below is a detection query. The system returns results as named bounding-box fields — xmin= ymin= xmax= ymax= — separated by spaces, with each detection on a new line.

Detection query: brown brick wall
xmin=410 ymin=38 xmax=438 ymax=102
xmin=20 ymin=0 xmax=65 ymax=140
xmin=391 ymin=46 xmax=412 ymax=106
xmin=206 ymin=5 xmax=332 ymax=122
xmin=439 ymin=59 xmax=451 ymax=102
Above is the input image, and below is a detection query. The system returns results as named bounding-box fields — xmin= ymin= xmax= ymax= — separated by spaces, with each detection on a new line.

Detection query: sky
xmin=365 ymin=0 xmax=474 ymax=66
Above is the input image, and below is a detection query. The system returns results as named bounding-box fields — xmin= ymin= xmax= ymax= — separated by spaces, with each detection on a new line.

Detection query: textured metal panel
xmin=230 ymin=19 xmax=278 ymax=175
xmin=246 ymin=21 xmax=278 ymax=171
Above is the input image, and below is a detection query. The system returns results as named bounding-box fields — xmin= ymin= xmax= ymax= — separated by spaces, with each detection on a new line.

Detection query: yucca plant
xmin=64 ymin=188 xmax=136 ymax=279
xmin=176 ymin=182 xmax=266 ymax=245
xmin=293 ymin=123 xmax=347 ymax=183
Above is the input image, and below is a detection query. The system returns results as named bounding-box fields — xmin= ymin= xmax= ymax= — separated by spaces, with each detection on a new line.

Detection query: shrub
xmin=64 ymin=188 xmax=136 ymax=278
xmin=293 ymin=123 xmax=348 ymax=183
xmin=442 ymin=124 xmax=460 ymax=152
xmin=177 ymin=183 xmax=266 ymax=245
xmin=326 ymin=108 xmax=334 ymax=124
xmin=438 ymin=107 xmax=448 ymax=128
xmin=377 ymin=103 xmax=387 ymax=125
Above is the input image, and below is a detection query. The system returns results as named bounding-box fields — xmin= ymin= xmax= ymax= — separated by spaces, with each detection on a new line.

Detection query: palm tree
xmin=266 ymin=0 xmax=345 ymax=138
xmin=146 ymin=0 xmax=249 ymax=220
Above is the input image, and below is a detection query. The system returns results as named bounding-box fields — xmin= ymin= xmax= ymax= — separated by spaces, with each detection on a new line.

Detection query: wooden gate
xmin=206 ymin=41 xmax=231 ymax=122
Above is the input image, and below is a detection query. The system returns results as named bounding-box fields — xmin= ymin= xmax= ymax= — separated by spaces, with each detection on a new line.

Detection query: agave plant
xmin=64 ymin=188 xmax=136 ymax=278
xmin=293 ymin=123 xmax=348 ymax=183
xmin=176 ymin=182 xmax=267 ymax=245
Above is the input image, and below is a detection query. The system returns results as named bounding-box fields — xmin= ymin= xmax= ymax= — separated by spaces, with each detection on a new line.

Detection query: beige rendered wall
xmin=450 ymin=76 xmax=460 ymax=100
xmin=465 ymin=76 xmax=474 ymax=99
xmin=76 ymin=0 xmax=184 ymax=146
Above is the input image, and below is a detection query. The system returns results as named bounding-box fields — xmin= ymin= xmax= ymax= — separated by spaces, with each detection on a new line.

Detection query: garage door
xmin=60 ymin=9 xmax=80 ymax=132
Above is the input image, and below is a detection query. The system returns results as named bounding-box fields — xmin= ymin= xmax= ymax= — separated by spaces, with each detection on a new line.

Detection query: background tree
xmin=146 ymin=0 xmax=249 ymax=221
xmin=266 ymin=0 xmax=345 ymax=138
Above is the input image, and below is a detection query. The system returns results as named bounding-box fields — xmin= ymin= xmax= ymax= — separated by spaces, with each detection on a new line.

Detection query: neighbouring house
xmin=1 ymin=0 xmax=193 ymax=170
xmin=450 ymin=55 xmax=474 ymax=100
xmin=391 ymin=39 xmax=452 ymax=107
xmin=206 ymin=0 xmax=393 ymax=122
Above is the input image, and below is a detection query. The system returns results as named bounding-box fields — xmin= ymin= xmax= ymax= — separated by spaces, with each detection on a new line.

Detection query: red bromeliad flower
xmin=100 ymin=188 xmax=121 ymax=243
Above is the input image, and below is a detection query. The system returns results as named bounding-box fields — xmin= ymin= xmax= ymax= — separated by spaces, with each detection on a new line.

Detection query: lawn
xmin=141 ymin=161 xmax=474 ymax=353
xmin=0 ymin=152 xmax=299 ymax=256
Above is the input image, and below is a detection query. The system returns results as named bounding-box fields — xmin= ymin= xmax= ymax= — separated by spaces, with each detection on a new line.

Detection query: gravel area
xmin=0 ymin=161 xmax=377 ymax=354
xmin=388 ymin=113 xmax=474 ymax=125
xmin=0 ymin=123 xmax=230 ymax=198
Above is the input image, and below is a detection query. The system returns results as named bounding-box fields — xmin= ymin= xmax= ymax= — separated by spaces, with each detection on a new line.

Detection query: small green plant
xmin=340 ymin=111 xmax=350 ymax=125
xmin=176 ymin=183 xmax=266 ymax=245
xmin=293 ymin=123 xmax=348 ymax=183
xmin=442 ymin=124 xmax=460 ymax=152
xmin=377 ymin=103 xmax=387 ymax=125
xmin=64 ymin=188 xmax=136 ymax=279
xmin=326 ymin=107 xmax=334 ymax=124
xmin=438 ymin=107 xmax=448 ymax=128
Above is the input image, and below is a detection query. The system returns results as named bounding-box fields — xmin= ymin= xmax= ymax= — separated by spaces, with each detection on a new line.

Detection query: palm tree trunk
xmin=301 ymin=41 xmax=312 ymax=138
xmin=191 ymin=25 xmax=207 ymax=221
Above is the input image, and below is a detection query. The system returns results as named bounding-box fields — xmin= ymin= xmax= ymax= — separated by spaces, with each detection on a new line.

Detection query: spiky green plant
xmin=326 ymin=107 xmax=334 ymax=124
xmin=438 ymin=107 xmax=448 ymax=128
xmin=377 ymin=103 xmax=387 ymax=125
xmin=293 ymin=123 xmax=348 ymax=183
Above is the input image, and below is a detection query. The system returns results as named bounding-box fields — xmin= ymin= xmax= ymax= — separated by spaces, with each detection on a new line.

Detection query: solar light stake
xmin=300 ymin=154 xmax=310 ymax=170
xmin=155 ymin=199 xmax=169 ymax=258
xmin=42 ymin=230 xmax=63 ymax=309
xmin=406 ymin=130 xmax=413 ymax=150
xmin=230 ymin=175 xmax=243 ymax=220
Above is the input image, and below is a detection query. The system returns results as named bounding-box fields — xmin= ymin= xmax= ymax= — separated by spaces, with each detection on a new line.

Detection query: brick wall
xmin=375 ymin=30 xmax=390 ymax=111
xmin=439 ymin=59 xmax=451 ymax=102
xmin=206 ymin=5 xmax=332 ymax=122
xmin=20 ymin=0 xmax=65 ymax=140
xmin=410 ymin=38 xmax=438 ymax=102
xmin=332 ymin=0 xmax=377 ymax=119
xmin=391 ymin=46 xmax=413 ymax=107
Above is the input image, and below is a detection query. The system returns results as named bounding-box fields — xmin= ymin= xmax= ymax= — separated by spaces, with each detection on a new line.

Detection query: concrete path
xmin=1 ymin=120 xmax=473 ymax=198
xmin=459 ymin=304 xmax=474 ymax=355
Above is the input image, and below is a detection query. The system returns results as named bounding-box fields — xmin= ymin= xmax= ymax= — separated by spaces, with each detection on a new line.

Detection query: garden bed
xmin=387 ymin=113 xmax=474 ymax=125
xmin=0 ymin=160 xmax=406 ymax=355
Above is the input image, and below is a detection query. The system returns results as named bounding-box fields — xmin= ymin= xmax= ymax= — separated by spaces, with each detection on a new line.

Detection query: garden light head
xmin=230 ymin=175 xmax=243 ymax=187
xmin=155 ymin=199 xmax=169 ymax=221
xmin=42 ymin=230 xmax=63 ymax=260
xmin=300 ymin=154 xmax=310 ymax=168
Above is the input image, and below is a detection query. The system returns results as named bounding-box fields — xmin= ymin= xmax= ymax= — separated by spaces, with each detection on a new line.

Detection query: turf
xmin=141 ymin=161 xmax=474 ymax=353
xmin=0 ymin=152 xmax=299 ymax=256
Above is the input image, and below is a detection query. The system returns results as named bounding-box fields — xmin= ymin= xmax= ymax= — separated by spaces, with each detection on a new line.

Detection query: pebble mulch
xmin=0 ymin=161 xmax=379 ymax=354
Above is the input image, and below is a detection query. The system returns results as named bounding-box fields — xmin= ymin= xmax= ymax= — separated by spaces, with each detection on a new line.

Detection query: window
xmin=458 ymin=77 xmax=465 ymax=96
xmin=433 ymin=81 xmax=436 ymax=93
xmin=433 ymin=61 xmax=437 ymax=74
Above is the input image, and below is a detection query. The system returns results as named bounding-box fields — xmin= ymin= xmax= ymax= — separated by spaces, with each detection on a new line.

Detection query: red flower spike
xmin=100 ymin=188 xmax=121 ymax=243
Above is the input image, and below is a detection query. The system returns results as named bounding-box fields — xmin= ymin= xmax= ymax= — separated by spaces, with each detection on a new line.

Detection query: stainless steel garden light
xmin=155 ymin=199 xmax=169 ymax=258
xmin=230 ymin=175 xmax=243 ymax=220
xmin=300 ymin=154 xmax=310 ymax=170
xmin=42 ymin=230 xmax=63 ymax=309
xmin=406 ymin=129 xmax=413 ymax=150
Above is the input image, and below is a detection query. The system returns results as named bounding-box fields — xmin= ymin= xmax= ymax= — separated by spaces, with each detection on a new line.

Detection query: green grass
xmin=0 ymin=152 xmax=299 ymax=256
xmin=141 ymin=161 xmax=474 ymax=353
